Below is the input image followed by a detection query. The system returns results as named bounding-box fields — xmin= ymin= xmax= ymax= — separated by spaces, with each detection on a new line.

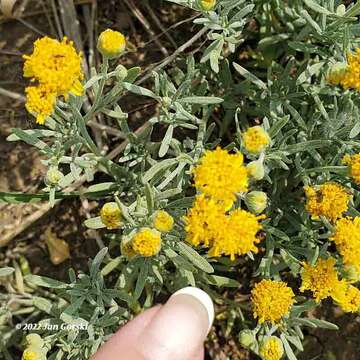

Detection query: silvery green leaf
xmin=233 ymin=62 xmax=267 ymax=90
xmin=25 ymin=275 xmax=67 ymax=289
xmin=10 ymin=128 xmax=52 ymax=154
xmin=124 ymin=66 xmax=141 ymax=83
xmin=0 ymin=267 xmax=14 ymax=277
xmin=159 ymin=125 xmax=174 ymax=157
xmin=143 ymin=158 xmax=178 ymax=183
xmin=7 ymin=129 xmax=59 ymax=141
xmin=177 ymin=242 xmax=214 ymax=273
xmin=122 ymin=82 xmax=160 ymax=100
xmin=205 ymin=274 xmax=240 ymax=287
xmin=300 ymin=9 xmax=323 ymax=33
xmin=84 ymin=217 xmax=106 ymax=229
xmin=280 ymin=334 xmax=298 ymax=360
xmin=179 ymin=96 xmax=223 ymax=105
xmin=304 ymin=0 xmax=332 ymax=16
xmin=133 ymin=259 xmax=149 ymax=300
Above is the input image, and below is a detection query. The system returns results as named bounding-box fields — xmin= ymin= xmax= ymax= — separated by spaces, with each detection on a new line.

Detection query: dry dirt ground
xmin=0 ymin=1 xmax=359 ymax=359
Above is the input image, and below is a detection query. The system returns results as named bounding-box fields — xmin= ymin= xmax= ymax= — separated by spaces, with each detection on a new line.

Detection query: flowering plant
xmin=2 ymin=1 xmax=360 ymax=359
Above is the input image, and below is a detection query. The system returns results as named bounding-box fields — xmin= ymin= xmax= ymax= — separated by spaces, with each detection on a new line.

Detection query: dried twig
xmin=124 ymin=0 xmax=169 ymax=57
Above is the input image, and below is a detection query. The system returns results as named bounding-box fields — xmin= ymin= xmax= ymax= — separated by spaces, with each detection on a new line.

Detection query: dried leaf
xmin=0 ymin=0 xmax=17 ymax=17
xmin=45 ymin=228 xmax=70 ymax=265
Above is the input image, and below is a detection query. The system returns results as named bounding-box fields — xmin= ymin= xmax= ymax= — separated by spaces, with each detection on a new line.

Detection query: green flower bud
xmin=245 ymin=191 xmax=267 ymax=214
xmin=336 ymin=4 xmax=346 ymax=16
xmin=239 ymin=330 xmax=256 ymax=349
xmin=327 ymin=62 xmax=347 ymax=86
xmin=259 ymin=336 xmax=284 ymax=360
xmin=247 ymin=160 xmax=265 ymax=181
xmin=115 ymin=64 xmax=128 ymax=81
xmin=46 ymin=167 xmax=64 ymax=186
xmin=342 ymin=265 xmax=360 ymax=283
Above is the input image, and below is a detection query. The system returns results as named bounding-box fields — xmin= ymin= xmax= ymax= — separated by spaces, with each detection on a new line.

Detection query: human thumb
xmin=91 ymin=287 xmax=214 ymax=360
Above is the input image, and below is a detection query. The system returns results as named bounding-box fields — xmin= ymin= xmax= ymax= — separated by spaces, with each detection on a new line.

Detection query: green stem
xmin=84 ymin=57 xmax=109 ymax=122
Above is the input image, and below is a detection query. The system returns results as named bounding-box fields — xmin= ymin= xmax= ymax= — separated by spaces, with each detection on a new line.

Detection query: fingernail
xmin=171 ymin=287 xmax=214 ymax=334
xmin=138 ymin=287 xmax=214 ymax=360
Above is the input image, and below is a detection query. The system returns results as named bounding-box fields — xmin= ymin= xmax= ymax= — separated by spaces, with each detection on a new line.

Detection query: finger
xmin=91 ymin=306 xmax=162 ymax=359
xmin=133 ymin=287 xmax=214 ymax=360
xmin=92 ymin=287 xmax=214 ymax=360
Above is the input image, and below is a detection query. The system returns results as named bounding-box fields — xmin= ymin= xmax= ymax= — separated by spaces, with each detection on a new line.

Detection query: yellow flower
xmin=98 ymin=29 xmax=126 ymax=58
xmin=300 ymin=258 xmax=339 ymax=302
xmin=245 ymin=191 xmax=267 ymax=214
xmin=209 ymin=209 xmax=265 ymax=260
xmin=332 ymin=281 xmax=360 ymax=313
xmin=251 ymin=279 xmax=295 ymax=324
xmin=184 ymin=194 xmax=226 ymax=248
xmin=337 ymin=49 xmax=360 ymax=92
xmin=193 ymin=147 xmax=248 ymax=205
xmin=184 ymin=195 xmax=264 ymax=260
xmin=22 ymin=350 xmax=38 ymax=360
xmin=198 ymin=0 xmax=216 ymax=11
xmin=304 ymin=182 xmax=351 ymax=222
xmin=331 ymin=217 xmax=360 ymax=275
xmin=242 ymin=126 xmax=270 ymax=154
xmin=100 ymin=202 xmax=122 ymax=229
xmin=259 ymin=337 xmax=284 ymax=360
xmin=132 ymin=228 xmax=161 ymax=257
xmin=343 ymin=153 xmax=360 ymax=185
xmin=25 ymin=85 xmax=56 ymax=125
xmin=153 ymin=210 xmax=174 ymax=233
xmin=23 ymin=36 xmax=83 ymax=97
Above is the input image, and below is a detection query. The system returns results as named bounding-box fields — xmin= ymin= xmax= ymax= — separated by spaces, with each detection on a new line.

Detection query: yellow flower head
xmin=304 ymin=182 xmax=351 ymax=222
xmin=259 ymin=337 xmax=284 ymax=360
xmin=300 ymin=258 xmax=339 ymax=302
xmin=332 ymin=281 xmax=360 ymax=313
xmin=23 ymin=36 xmax=83 ymax=97
xmin=193 ymin=147 xmax=249 ymax=205
xmin=242 ymin=126 xmax=270 ymax=154
xmin=98 ymin=29 xmax=126 ymax=58
xmin=153 ymin=210 xmax=174 ymax=233
xmin=336 ymin=49 xmax=360 ymax=92
xmin=343 ymin=153 xmax=360 ymax=185
xmin=209 ymin=209 xmax=265 ymax=260
xmin=331 ymin=217 xmax=360 ymax=275
xmin=132 ymin=228 xmax=161 ymax=257
xmin=22 ymin=350 xmax=38 ymax=360
xmin=199 ymin=0 xmax=216 ymax=11
xmin=100 ymin=202 xmax=122 ymax=229
xmin=184 ymin=194 xmax=226 ymax=248
xmin=25 ymin=85 xmax=56 ymax=125
xmin=251 ymin=279 xmax=295 ymax=324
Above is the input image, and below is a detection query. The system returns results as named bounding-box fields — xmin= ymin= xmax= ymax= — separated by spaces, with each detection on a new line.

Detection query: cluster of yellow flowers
xmin=328 ymin=49 xmax=360 ymax=91
xmin=304 ymin=182 xmax=351 ymax=222
xmin=251 ymin=279 xmax=295 ymax=324
xmin=343 ymin=153 xmax=360 ymax=185
xmin=259 ymin=337 xmax=284 ymax=360
xmin=23 ymin=36 xmax=84 ymax=124
xmin=192 ymin=147 xmax=249 ymax=205
xmin=100 ymin=201 xmax=173 ymax=257
xmin=331 ymin=217 xmax=360 ymax=277
xmin=185 ymin=145 xmax=267 ymax=260
xmin=300 ymin=257 xmax=360 ymax=313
